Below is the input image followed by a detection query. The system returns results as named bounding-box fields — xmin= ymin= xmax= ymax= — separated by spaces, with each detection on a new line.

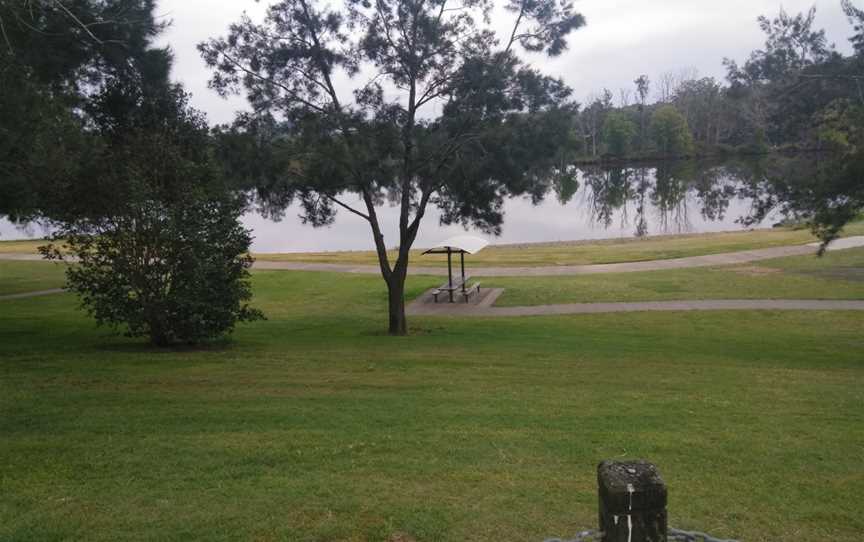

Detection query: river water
xmin=0 ymin=160 xmax=782 ymax=253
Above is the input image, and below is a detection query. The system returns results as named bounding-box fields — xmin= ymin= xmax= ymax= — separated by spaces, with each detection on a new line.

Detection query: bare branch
xmin=52 ymin=0 xmax=103 ymax=44
xmin=296 ymin=0 xmax=342 ymax=110
xmin=213 ymin=49 xmax=329 ymax=113
xmin=0 ymin=14 xmax=12 ymax=54
xmin=504 ymin=3 xmax=526 ymax=54
xmin=322 ymin=193 xmax=371 ymax=222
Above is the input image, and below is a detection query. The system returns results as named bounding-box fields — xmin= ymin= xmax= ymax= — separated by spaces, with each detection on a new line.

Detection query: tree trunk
xmin=149 ymin=321 xmax=172 ymax=347
xmin=386 ymin=275 xmax=407 ymax=336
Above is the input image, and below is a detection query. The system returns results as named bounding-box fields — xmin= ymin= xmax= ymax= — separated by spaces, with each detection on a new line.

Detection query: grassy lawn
xmin=4 ymin=222 xmax=864 ymax=267
xmin=249 ymin=222 xmax=864 ymax=267
xmin=2 ymin=268 xmax=863 ymax=541
xmin=0 ymin=260 xmax=68 ymax=296
xmin=493 ymin=247 xmax=864 ymax=306
xmin=0 ymin=239 xmax=49 ymax=253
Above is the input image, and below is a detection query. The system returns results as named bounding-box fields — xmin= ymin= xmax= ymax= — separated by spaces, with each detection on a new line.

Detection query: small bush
xmin=41 ymin=84 xmax=263 ymax=346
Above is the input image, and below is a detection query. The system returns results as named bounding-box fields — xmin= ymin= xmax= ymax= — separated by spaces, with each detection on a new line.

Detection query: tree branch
xmin=214 ymin=49 xmax=329 ymax=113
xmin=297 ymin=0 xmax=342 ymax=110
xmin=322 ymin=193 xmax=371 ymax=222
xmin=361 ymin=186 xmax=393 ymax=280
xmin=0 ymin=14 xmax=13 ymax=54
xmin=52 ymin=0 xmax=103 ymax=44
xmin=504 ymin=3 xmax=526 ymax=54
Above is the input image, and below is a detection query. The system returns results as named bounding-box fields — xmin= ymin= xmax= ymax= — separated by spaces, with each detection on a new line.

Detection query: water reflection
xmin=238 ymin=159 xmax=782 ymax=252
xmin=573 ymin=161 xmax=750 ymax=240
xmin=2 ymin=158 xmax=789 ymax=253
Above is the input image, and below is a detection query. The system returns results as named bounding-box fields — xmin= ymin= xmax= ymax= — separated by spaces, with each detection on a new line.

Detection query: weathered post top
xmin=598 ymin=460 xmax=667 ymax=542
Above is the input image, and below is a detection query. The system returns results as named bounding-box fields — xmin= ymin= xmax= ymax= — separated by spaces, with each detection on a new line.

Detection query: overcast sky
xmin=154 ymin=0 xmax=857 ymax=125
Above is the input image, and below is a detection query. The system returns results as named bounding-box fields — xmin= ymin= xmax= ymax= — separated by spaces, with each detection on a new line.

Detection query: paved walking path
xmin=0 ymin=288 xmax=65 ymax=301
xmin=2 ymin=236 xmax=864 ymax=277
xmin=4 ymin=237 xmax=864 ymax=314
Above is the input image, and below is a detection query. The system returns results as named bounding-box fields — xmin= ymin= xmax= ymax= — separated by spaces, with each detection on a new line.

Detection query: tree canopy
xmin=602 ymin=111 xmax=636 ymax=156
xmin=650 ymin=106 xmax=693 ymax=157
xmin=0 ymin=0 xmax=170 ymax=222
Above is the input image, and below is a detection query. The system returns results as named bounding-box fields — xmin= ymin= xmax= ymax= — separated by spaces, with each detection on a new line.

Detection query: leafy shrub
xmin=41 ymin=84 xmax=263 ymax=346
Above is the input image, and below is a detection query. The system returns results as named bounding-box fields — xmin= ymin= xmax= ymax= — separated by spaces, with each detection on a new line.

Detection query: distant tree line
xmin=572 ymin=2 xmax=864 ymax=161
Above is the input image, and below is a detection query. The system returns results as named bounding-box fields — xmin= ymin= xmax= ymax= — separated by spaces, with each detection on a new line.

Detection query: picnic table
xmin=432 ymin=276 xmax=482 ymax=303
xmin=423 ymin=236 xmax=489 ymax=303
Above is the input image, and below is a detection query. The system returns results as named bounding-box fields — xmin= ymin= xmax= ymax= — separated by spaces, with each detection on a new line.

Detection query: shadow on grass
xmin=92 ymin=336 xmax=238 ymax=355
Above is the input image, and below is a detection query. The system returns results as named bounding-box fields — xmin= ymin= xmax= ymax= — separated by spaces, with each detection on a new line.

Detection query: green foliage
xmin=0 ymin=0 xmax=170 ymax=222
xmin=738 ymin=142 xmax=864 ymax=250
xmin=725 ymin=6 xmax=832 ymax=86
xmin=46 ymin=195 xmax=261 ymax=347
xmin=815 ymin=98 xmax=858 ymax=149
xmin=649 ymin=106 xmax=694 ymax=156
xmin=41 ymin=86 xmax=263 ymax=346
xmin=672 ymin=77 xmax=724 ymax=145
xmin=0 ymin=0 xmax=168 ymax=91
xmin=0 ymin=71 xmax=91 ymax=222
xmin=842 ymin=0 xmax=864 ymax=56
xmin=601 ymin=111 xmax=636 ymax=156
xmin=200 ymin=0 xmax=585 ymax=334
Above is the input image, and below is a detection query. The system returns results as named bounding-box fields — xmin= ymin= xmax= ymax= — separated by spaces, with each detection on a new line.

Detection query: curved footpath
xmin=3 ymin=237 xmax=864 ymax=315
xmin=0 ymin=288 xmax=66 ymax=301
xmin=2 ymin=236 xmax=864 ymax=277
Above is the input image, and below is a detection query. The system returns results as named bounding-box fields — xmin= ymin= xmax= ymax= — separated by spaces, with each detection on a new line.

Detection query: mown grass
xmin=1 ymin=269 xmax=863 ymax=541
xmin=4 ymin=222 xmax=864 ymax=267
xmin=248 ymin=223 xmax=864 ymax=267
xmin=0 ymin=239 xmax=51 ymax=253
xmin=0 ymin=260 xmax=68 ymax=295
xmin=493 ymin=247 xmax=864 ymax=306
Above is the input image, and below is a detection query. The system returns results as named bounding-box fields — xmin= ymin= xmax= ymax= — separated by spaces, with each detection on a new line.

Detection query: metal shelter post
xmin=447 ymin=248 xmax=454 ymax=303
xmin=460 ymin=251 xmax=466 ymax=294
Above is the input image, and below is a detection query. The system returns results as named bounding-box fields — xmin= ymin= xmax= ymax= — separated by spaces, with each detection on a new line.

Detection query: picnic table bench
xmin=432 ymin=277 xmax=482 ymax=303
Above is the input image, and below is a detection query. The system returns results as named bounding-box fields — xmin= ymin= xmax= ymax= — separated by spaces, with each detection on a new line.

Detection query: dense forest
xmin=570 ymin=2 xmax=864 ymax=161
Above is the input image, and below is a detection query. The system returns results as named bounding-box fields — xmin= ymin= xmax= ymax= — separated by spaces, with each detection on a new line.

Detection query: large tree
xmin=200 ymin=0 xmax=585 ymax=335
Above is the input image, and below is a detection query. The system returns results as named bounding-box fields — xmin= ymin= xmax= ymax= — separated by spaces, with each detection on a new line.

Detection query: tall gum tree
xmin=200 ymin=0 xmax=585 ymax=335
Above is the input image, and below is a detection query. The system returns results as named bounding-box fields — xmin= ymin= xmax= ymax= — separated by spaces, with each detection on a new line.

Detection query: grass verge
xmin=492 ymin=247 xmax=864 ymax=306
xmin=0 ymin=260 xmax=68 ymax=296
xmin=4 ymin=222 xmax=864 ymax=267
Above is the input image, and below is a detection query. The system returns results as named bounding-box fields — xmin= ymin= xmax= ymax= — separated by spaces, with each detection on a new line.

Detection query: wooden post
xmin=598 ymin=460 xmax=667 ymax=542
